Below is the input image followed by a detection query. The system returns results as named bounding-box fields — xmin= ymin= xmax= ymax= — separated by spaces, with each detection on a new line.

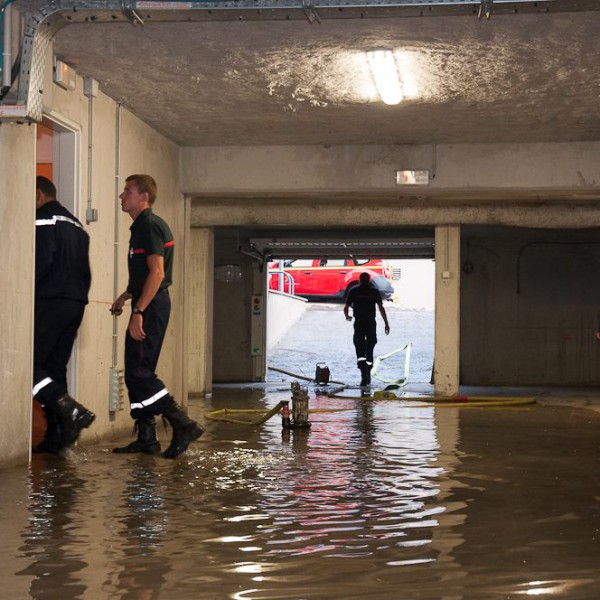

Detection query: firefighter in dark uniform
xmin=344 ymin=272 xmax=390 ymax=387
xmin=110 ymin=174 xmax=203 ymax=459
xmin=33 ymin=176 xmax=95 ymax=453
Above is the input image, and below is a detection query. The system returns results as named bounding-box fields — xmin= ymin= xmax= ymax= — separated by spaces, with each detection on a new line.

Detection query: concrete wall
xmin=461 ymin=227 xmax=600 ymax=385
xmin=212 ymin=230 xmax=256 ymax=382
xmin=267 ymin=291 xmax=308 ymax=349
xmin=0 ymin=46 xmax=184 ymax=466
xmin=116 ymin=111 xmax=185 ymax=407
xmin=187 ymin=227 xmax=214 ymax=395
xmin=0 ymin=123 xmax=36 ymax=465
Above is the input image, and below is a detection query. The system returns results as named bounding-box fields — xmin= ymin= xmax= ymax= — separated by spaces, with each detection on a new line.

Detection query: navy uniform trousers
xmin=33 ymin=298 xmax=86 ymax=405
xmin=124 ymin=289 xmax=172 ymax=420
xmin=353 ymin=318 xmax=378 ymax=365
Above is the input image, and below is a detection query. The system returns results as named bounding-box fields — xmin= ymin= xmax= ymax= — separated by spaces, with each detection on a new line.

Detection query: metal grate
xmin=16 ymin=4 xmax=66 ymax=122
xmin=250 ymin=237 xmax=435 ymax=258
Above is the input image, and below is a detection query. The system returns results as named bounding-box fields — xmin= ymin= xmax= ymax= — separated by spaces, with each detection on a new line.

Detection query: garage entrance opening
xmin=266 ymin=257 xmax=435 ymax=389
xmin=213 ymin=226 xmax=436 ymax=387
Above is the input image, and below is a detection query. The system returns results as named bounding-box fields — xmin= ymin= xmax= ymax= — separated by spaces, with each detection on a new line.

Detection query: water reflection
xmin=105 ymin=462 xmax=170 ymax=599
xmin=16 ymin=456 xmax=88 ymax=599
xmin=262 ymin=401 xmax=444 ymax=561
xmin=2 ymin=391 xmax=600 ymax=599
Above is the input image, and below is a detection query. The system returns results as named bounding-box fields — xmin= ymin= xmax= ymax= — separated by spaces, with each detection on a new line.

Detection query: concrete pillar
xmin=434 ymin=225 xmax=461 ymax=396
xmin=187 ymin=227 xmax=214 ymax=396
xmin=0 ymin=123 xmax=35 ymax=466
xmin=251 ymin=262 xmax=268 ymax=381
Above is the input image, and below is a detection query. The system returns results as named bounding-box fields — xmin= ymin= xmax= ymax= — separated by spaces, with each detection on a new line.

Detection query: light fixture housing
xmin=396 ymin=170 xmax=430 ymax=186
xmin=53 ymin=57 xmax=76 ymax=91
xmin=366 ymin=49 xmax=402 ymax=105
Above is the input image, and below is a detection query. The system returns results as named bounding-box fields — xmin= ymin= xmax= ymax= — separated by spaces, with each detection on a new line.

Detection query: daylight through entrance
xmin=266 ymin=257 xmax=435 ymax=391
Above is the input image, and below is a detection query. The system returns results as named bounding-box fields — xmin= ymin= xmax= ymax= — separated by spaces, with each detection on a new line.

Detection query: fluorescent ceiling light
xmin=366 ymin=49 xmax=403 ymax=105
xmin=395 ymin=52 xmax=418 ymax=99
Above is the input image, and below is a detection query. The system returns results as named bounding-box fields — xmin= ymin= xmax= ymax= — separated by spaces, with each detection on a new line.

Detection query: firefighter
xmin=344 ymin=272 xmax=390 ymax=386
xmin=33 ymin=176 xmax=95 ymax=453
xmin=110 ymin=174 xmax=203 ymax=458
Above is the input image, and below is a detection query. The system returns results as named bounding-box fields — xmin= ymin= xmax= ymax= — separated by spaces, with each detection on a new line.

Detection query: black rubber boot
xmin=358 ymin=362 xmax=369 ymax=387
xmin=54 ymin=394 xmax=96 ymax=449
xmin=162 ymin=399 xmax=204 ymax=459
xmin=113 ymin=417 xmax=161 ymax=455
xmin=32 ymin=409 xmax=63 ymax=455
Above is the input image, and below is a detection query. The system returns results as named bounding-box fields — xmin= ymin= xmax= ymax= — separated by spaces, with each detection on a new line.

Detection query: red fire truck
xmin=268 ymin=258 xmax=395 ymax=301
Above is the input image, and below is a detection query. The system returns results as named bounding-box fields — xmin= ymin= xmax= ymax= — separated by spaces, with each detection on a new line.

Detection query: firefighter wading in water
xmin=111 ymin=174 xmax=203 ymax=458
xmin=344 ymin=272 xmax=390 ymax=387
xmin=32 ymin=176 xmax=95 ymax=453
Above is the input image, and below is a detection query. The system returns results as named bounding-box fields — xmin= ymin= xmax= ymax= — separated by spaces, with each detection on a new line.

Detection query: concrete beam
xmin=191 ymin=197 xmax=600 ymax=229
xmin=182 ymin=142 xmax=600 ymax=198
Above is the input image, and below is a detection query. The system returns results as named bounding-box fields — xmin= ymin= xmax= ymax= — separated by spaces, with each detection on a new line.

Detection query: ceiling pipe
xmin=1 ymin=1 xmax=13 ymax=93
xmin=111 ymin=102 xmax=122 ymax=372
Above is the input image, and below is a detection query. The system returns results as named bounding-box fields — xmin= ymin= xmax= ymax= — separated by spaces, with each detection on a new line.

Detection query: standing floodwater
xmin=1 ymin=388 xmax=600 ymax=599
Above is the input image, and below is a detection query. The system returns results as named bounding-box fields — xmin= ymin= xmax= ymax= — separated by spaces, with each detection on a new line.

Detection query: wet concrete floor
xmin=1 ymin=387 xmax=600 ymax=599
xmin=267 ymin=304 xmax=434 ymax=386
xmin=2 ymin=306 xmax=600 ymax=599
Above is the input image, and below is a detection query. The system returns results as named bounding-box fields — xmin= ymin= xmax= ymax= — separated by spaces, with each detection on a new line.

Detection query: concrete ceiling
xmin=43 ymin=1 xmax=600 ymax=147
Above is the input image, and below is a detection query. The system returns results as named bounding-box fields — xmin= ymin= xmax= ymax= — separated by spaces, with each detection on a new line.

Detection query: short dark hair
xmin=359 ymin=272 xmax=371 ymax=284
xmin=126 ymin=174 xmax=157 ymax=205
xmin=36 ymin=176 xmax=56 ymax=199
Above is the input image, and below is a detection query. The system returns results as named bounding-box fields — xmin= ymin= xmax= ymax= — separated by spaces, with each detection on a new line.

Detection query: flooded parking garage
xmin=1 ymin=384 xmax=600 ymax=599
xmin=5 ymin=4 xmax=600 ymax=596
xmin=2 ymin=307 xmax=600 ymax=599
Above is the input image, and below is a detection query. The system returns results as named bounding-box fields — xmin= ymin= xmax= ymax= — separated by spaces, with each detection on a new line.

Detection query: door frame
xmin=38 ymin=111 xmax=82 ymax=398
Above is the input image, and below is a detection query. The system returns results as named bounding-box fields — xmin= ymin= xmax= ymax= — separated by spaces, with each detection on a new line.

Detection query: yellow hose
xmin=327 ymin=393 xmax=536 ymax=407
xmin=206 ymin=395 xmax=536 ymax=425
xmin=205 ymin=407 xmax=351 ymax=425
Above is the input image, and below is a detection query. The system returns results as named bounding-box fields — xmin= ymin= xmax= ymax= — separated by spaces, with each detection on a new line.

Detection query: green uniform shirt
xmin=127 ymin=208 xmax=174 ymax=296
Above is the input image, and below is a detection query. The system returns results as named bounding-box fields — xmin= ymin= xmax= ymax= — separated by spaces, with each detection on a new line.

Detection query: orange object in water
xmin=32 ymin=400 xmax=47 ymax=446
xmin=281 ymin=401 xmax=292 ymax=428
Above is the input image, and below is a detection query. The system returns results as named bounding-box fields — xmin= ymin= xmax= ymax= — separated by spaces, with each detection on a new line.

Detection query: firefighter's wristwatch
xmin=132 ymin=306 xmax=144 ymax=316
